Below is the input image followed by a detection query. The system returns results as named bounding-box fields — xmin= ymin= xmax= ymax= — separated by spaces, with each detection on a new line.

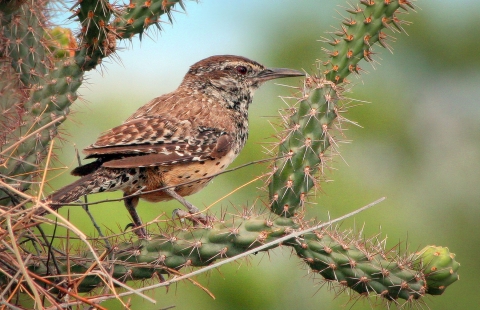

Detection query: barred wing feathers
xmin=80 ymin=116 xmax=233 ymax=169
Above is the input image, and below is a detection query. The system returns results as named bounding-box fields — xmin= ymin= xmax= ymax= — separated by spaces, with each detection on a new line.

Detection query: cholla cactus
xmin=0 ymin=1 xmax=459 ymax=309
xmin=269 ymin=0 xmax=418 ymax=216
xmin=0 ymin=0 xmax=185 ymax=203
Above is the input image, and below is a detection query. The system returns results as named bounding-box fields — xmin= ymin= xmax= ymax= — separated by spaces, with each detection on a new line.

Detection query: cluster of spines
xmin=293 ymin=229 xmax=428 ymax=302
xmin=4 ymin=2 xmax=51 ymax=87
xmin=72 ymin=0 xmax=115 ymax=70
xmin=322 ymin=0 xmax=415 ymax=84
xmin=20 ymin=216 xmax=458 ymax=304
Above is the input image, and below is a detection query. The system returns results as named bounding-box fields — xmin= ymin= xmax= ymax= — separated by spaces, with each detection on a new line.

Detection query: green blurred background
xmin=47 ymin=1 xmax=480 ymax=309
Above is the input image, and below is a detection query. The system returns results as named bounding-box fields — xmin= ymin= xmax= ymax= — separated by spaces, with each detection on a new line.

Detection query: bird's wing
xmin=82 ymin=116 xmax=233 ymax=168
xmin=84 ymin=116 xmax=192 ymax=154
xmin=102 ymin=134 xmax=232 ymax=168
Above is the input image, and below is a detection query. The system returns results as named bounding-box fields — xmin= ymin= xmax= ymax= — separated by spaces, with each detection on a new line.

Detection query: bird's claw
xmin=172 ymin=208 xmax=212 ymax=226
xmin=124 ymin=222 xmax=149 ymax=239
xmin=172 ymin=208 xmax=186 ymax=222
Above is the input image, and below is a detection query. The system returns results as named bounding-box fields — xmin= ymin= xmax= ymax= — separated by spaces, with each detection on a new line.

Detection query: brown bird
xmin=48 ymin=55 xmax=304 ymax=237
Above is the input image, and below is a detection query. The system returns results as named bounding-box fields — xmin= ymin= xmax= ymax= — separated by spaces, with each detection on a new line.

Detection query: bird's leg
xmin=123 ymin=193 xmax=148 ymax=238
xmin=164 ymin=188 xmax=200 ymax=213
xmin=164 ymin=188 xmax=209 ymax=224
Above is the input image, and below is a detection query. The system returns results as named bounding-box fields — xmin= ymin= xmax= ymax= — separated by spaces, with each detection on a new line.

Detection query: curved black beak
xmin=255 ymin=67 xmax=304 ymax=82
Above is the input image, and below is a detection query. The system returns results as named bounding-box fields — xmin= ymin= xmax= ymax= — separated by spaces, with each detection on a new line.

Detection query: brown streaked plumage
xmin=48 ymin=55 xmax=304 ymax=237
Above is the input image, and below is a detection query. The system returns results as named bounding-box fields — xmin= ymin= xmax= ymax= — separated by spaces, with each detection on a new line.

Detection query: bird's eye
xmin=236 ymin=66 xmax=248 ymax=75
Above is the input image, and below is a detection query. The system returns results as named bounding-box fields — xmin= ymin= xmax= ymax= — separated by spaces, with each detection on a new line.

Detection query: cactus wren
xmin=48 ymin=55 xmax=303 ymax=237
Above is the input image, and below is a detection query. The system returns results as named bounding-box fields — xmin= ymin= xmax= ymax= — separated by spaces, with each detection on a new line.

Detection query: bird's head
xmin=182 ymin=55 xmax=304 ymax=111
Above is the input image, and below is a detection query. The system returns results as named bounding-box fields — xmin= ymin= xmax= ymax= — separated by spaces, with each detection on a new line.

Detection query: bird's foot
xmin=172 ymin=208 xmax=212 ymax=226
xmin=164 ymin=188 xmax=200 ymax=213
xmin=124 ymin=223 xmax=149 ymax=239
xmin=123 ymin=193 xmax=149 ymax=239
xmin=165 ymin=188 xmax=213 ymax=225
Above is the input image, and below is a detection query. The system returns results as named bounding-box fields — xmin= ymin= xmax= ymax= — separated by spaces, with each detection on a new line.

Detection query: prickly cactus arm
xmin=412 ymin=246 xmax=460 ymax=296
xmin=291 ymin=230 xmax=429 ymax=300
xmin=73 ymin=0 xmax=187 ymax=71
xmin=323 ymin=0 xmax=415 ymax=84
xmin=112 ymin=0 xmax=185 ymax=39
xmin=72 ymin=0 xmax=114 ymax=70
xmin=4 ymin=59 xmax=82 ymax=194
xmin=3 ymin=1 xmax=51 ymax=88
xmin=268 ymin=77 xmax=340 ymax=216
xmin=21 ymin=218 xmax=457 ymax=301
xmin=0 ymin=0 xmax=192 ymax=199
xmin=0 ymin=74 xmax=21 ymax=150
xmin=26 ymin=217 xmax=296 ymax=292
xmin=268 ymin=0 xmax=415 ymax=216
xmin=0 ymin=1 xmax=82 ymax=202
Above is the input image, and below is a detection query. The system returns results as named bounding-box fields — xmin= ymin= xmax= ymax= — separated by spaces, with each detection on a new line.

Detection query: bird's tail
xmin=47 ymin=167 xmax=136 ymax=210
xmin=47 ymin=173 xmax=98 ymax=208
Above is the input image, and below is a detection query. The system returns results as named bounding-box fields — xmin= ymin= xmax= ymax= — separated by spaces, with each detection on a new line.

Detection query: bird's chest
xmin=137 ymin=150 xmax=238 ymax=202
xmin=227 ymin=110 xmax=249 ymax=154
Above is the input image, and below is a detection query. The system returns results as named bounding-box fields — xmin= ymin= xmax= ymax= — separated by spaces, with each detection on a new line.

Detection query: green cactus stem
xmin=0 ymin=0 xmax=191 ymax=203
xmin=112 ymin=0 xmax=185 ymax=39
xmin=11 ymin=216 xmax=458 ymax=303
xmin=323 ymin=0 xmax=415 ymax=84
xmin=268 ymin=0 xmax=415 ymax=217
xmin=268 ymin=76 xmax=340 ymax=216
xmin=73 ymin=0 xmax=187 ymax=71
xmin=413 ymin=246 xmax=460 ymax=296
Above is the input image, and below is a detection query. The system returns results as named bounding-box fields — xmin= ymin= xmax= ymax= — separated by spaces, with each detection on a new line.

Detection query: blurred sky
xmin=49 ymin=1 xmax=480 ymax=309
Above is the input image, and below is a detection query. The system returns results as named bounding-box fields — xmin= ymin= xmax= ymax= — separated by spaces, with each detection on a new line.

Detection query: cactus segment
xmin=0 ymin=1 xmax=84 ymax=201
xmin=112 ymin=0 xmax=184 ymax=39
xmin=323 ymin=0 xmax=415 ymax=84
xmin=292 ymin=230 xmax=427 ymax=301
xmin=413 ymin=246 xmax=460 ymax=295
xmin=73 ymin=0 xmax=186 ymax=71
xmin=14 ymin=217 xmax=458 ymax=303
xmin=0 ymin=0 xmax=188 ymax=201
xmin=268 ymin=1 xmax=415 ymax=217
xmin=3 ymin=1 xmax=51 ymax=87
xmin=3 ymin=59 xmax=82 ymax=194
xmin=269 ymin=77 xmax=340 ymax=216
xmin=73 ymin=0 xmax=115 ymax=70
